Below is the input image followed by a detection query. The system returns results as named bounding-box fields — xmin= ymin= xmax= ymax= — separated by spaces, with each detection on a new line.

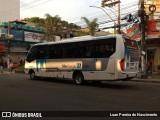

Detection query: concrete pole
xmin=140 ymin=0 xmax=147 ymax=78
xmin=118 ymin=0 xmax=121 ymax=34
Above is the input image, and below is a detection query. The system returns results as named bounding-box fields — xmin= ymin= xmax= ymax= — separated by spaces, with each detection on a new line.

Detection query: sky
xmin=20 ymin=0 xmax=138 ymax=27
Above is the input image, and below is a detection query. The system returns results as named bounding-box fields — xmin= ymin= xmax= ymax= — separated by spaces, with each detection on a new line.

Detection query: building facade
xmin=0 ymin=21 xmax=45 ymax=64
xmin=0 ymin=0 xmax=20 ymax=22
xmin=127 ymin=0 xmax=160 ymax=72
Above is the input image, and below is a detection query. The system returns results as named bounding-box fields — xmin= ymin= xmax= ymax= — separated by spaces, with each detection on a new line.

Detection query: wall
xmin=0 ymin=0 xmax=20 ymax=22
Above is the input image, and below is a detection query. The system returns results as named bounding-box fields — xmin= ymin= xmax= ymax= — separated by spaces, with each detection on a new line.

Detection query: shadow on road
xmin=28 ymin=77 xmax=137 ymax=90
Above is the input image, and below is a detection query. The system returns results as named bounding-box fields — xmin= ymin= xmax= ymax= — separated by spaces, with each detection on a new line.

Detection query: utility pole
xmin=139 ymin=0 xmax=147 ymax=78
xmin=101 ymin=0 xmax=121 ymax=34
xmin=7 ymin=21 xmax=11 ymax=54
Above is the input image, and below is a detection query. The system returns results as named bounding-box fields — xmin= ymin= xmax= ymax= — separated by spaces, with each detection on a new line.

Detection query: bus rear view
xmin=116 ymin=36 xmax=139 ymax=80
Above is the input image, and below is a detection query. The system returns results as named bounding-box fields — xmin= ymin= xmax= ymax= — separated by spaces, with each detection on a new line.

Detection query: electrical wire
xmin=1 ymin=0 xmax=143 ymax=29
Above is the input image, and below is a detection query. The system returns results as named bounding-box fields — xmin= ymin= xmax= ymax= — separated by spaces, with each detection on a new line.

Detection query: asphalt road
xmin=0 ymin=73 xmax=160 ymax=113
xmin=1 ymin=73 xmax=160 ymax=120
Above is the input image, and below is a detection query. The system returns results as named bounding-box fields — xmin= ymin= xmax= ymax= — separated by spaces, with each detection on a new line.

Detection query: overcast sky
xmin=20 ymin=0 xmax=138 ymax=23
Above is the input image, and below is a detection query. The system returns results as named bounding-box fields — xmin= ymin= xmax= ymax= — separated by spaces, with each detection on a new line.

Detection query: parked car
xmin=13 ymin=63 xmax=19 ymax=69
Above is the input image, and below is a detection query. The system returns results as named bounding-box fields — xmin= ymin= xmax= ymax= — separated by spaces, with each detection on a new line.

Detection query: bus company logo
xmin=77 ymin=63 xmax=82 ymax=68
xmin=62 ymin=64 xmax=76 ymax=69
xmin=2 ymin=112 xmax=11 ymax=117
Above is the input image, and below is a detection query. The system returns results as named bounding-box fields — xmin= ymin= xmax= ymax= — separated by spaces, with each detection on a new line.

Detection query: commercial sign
xmin=126 ymin=19 xmax=160 ymax=40
xmin=126 ymin=24 xmax=141 ymax=41
xmin=147 ymin=19 xmax=160 ymax=39
xmin=25 ymin=32 xmax=44 ymax=42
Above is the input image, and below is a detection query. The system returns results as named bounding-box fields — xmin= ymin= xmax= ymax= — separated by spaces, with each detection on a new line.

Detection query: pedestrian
xmin=9 ymin=59 xmax=14 ymax=73
xmin=7 ymin=55 xmax=10 ymax=70
xmin=147 ymin=61 xmax=150 ymax=74
xmin=20 ymin=59 xmax=23 ymax=65
xmin=150 ymin=59 xmax=154 ymax=76
xmin=0 ymin=59 xmax=3 ymax=73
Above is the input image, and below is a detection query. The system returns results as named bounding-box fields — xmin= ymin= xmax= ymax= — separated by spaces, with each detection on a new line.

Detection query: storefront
xmin=126 ymin=19 xmax=160 ymax=72
xmin=0 ymin=21 xmax=45 ymax=63
xmin=147 ymin=19 xmax=160 ymax=71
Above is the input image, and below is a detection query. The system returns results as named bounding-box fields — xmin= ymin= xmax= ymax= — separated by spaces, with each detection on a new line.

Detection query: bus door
xmin=36 ymin=46 xmax=49 ymax=77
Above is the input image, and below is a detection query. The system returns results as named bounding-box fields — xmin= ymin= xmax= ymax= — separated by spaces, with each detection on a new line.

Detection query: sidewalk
xmin=132 ymin=72 xmax=160 ymax=83
xmin=0 ymin=67 xmax=25 ymax=74
xmin=0 ymin=68 xmax=15 ymax=74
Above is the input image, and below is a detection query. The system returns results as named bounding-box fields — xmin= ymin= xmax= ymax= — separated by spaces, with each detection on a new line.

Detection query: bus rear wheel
xmin=74 ymin=73 xmax=84 ymax=85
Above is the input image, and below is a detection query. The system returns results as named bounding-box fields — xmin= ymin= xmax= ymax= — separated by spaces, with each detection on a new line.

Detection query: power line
xmin=71 ymin=2 xmax=138 ymax=27
xmin=67 ymin=2 xmax=138 ymax=23
xmin=21 ymin=0 xmax=43 ymax=8
xmin=21 ymin=0 xmax=52 ymax=11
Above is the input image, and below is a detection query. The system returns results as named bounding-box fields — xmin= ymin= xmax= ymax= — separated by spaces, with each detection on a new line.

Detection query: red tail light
xmin=119 ymin=58 xmax=125 ymax=71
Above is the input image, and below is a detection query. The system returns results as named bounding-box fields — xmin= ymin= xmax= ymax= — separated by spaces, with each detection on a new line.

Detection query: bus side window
xmin=85 ymin=46 xmax=92 ymax=58
xmin=37 ymin=46 xmax=49 ymax=59
xmin=49 ymin=45 xmax=64 ymax=59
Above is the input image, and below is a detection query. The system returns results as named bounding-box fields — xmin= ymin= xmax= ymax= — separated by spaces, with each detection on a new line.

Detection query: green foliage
xmin=75 ymin=31 xmax=90 ymax=37
xmin=27 ymin=14 xmax=81 ymax=41
xmin=27 ymin=17 xmax=45 ymax=28
xmin=15 ymin=65 xmax=24 ymax=71
xmin=81 ymin=17 xmax=98 ymax=36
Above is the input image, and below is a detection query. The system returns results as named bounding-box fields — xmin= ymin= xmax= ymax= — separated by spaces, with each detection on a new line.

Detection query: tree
xmin=27 ymin=14 xmax=82 ymax=41
xmin=44 ymin=14 xmax=63 ymax=41
xmin=27 ymin=17 xmax=45 ymax=28
xmin=81 ymin=17 xmax=98 ymax=36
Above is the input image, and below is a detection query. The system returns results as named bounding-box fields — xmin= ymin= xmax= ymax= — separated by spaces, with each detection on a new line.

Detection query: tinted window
xmin=49 ymin=44 xmax=64 ymax=59
xmin=26 ymin=37 xmax=116 ymax=60
xmin=37 ymin=46 xmax=49 ymax=59
xmin=65 ymin=38 xmax=116 ymax=58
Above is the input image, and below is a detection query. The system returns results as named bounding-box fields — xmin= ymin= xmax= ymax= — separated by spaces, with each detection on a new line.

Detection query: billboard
xmin=0 ymin=28 xmax=24 ymax=41
xmin=147 ymin=19 xmax=160 ymax=39
xmin=25 ymin=32 xmax=44 ymax=42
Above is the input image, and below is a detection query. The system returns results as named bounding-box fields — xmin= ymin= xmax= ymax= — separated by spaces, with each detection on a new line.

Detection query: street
xmin=0 ymin=73 xmax=160 ymax=112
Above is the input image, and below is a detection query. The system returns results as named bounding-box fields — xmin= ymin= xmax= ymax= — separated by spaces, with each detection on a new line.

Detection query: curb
xmin=132 ymin=78 xmax=160 ymax=83
xmin=14 ymin=70 xmax=25 ymax=73
xmin=132 ymin=80 xmax=160 ymax=83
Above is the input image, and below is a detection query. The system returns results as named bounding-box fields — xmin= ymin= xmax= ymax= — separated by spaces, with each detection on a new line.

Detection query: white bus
xmin=25 ymin=34 xmax=139 ymax=84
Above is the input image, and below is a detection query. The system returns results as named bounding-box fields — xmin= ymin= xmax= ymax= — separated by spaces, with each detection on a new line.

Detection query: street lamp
xmin=90 ymin=5 xmax=118 ymax=33
xmin=99 ymin=0 xmax=121 ymax=34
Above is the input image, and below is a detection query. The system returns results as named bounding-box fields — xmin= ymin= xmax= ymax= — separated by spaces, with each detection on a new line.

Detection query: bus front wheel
xmin=74 ymin=73 xmax=84 ymax=85
xmin=30 ymin=71 xmax=36 ymax=80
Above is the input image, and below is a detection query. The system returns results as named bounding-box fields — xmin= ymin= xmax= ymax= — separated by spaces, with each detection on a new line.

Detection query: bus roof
xmin=33 ymin=34 xmax=123 ymax=47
